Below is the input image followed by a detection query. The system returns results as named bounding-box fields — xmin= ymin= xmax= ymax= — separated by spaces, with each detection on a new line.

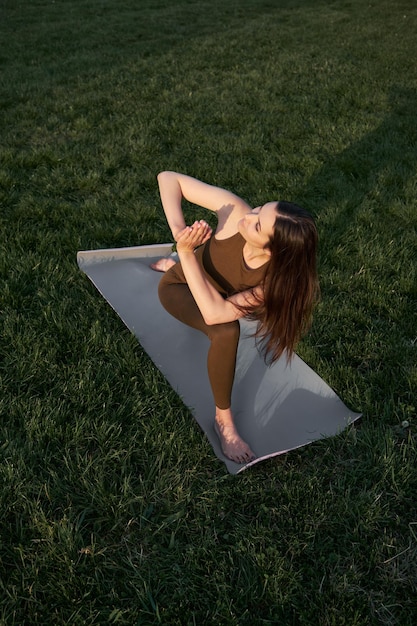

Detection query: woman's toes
xmin=214 ymin=421 xmax=256 ymax=464
xmin=150 ymin=257 xmax=176 ymax=272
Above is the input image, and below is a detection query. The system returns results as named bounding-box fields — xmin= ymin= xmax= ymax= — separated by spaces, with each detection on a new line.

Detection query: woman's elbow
xmin=202 ymin=314 xmax=217 ymax=326
xmin=203 ymin=312 xmax=231 ymax=326
xmin=157 ymin=170 xmax=175 ymax=182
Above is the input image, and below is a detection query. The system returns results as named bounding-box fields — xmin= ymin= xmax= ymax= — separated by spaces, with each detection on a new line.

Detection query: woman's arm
xmin=176 ymin=222 xmax=262 ymax=325
xmin=157 ymin=171 xmax=250 ymax=240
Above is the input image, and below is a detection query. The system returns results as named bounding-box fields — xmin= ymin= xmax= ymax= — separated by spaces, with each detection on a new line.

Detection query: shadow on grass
xmin=300 ymin=86 xmax=416 ymax=412
xmin=302 ymin=86 xmax=416 ymax=235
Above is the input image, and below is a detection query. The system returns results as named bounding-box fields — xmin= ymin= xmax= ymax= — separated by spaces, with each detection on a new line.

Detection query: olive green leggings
xmin=158 ymin=275 xmax=240 ymax=410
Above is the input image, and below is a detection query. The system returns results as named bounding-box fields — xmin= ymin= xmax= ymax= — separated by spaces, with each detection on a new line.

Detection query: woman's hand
xmin=176 ymin=220 xmax=212 ymax=253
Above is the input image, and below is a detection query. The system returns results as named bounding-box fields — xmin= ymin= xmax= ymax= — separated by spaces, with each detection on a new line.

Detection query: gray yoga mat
xmin=77 ymin=244 xmax=361 ymax=474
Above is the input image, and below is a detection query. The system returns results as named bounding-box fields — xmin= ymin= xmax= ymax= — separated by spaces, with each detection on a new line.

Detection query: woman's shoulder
xmin=215 ymin=203 xmax=248 ymax=239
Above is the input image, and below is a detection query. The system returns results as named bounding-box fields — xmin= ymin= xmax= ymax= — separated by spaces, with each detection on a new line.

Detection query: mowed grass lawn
xmin=1 ymin=0 xmax=416 ymax=624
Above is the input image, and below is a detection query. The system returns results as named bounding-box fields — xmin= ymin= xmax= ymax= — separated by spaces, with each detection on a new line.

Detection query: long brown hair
xmin=247 ymin=201 xmax=320 ymax=362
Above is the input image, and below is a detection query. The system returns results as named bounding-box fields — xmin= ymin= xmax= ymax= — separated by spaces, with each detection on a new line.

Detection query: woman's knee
xmin=158 ymin=275 xmax=180 ymax=313
xmin=157 ymin=276 xmax=169 ymax=307
xmin=208 ymin=320 xmax=240 ymax=345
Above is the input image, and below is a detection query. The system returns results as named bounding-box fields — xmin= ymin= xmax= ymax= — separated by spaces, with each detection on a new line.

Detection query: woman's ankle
xmin=215 ymin=407 xmax=235 ymax=430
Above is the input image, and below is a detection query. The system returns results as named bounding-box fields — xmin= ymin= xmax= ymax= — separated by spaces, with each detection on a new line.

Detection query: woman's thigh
xmin=158 ymin=278 xmax=208 ymax=333
xmin=158 ymin=274 xmax=240 ymax=344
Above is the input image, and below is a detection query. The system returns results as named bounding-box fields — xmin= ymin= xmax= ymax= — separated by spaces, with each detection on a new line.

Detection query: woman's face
xmin=238 ymin=201 xmax=278 ymax=250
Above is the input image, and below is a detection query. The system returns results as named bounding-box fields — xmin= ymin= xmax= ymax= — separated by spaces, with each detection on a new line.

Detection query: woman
xmin=152 ymin=171 xmax=319 ymax=464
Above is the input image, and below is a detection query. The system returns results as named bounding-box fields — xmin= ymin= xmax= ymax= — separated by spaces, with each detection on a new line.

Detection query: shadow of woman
xmin=300 ymin=85 xmax=416 ymax=250
xmin=297 ymin=86 xmax=416 ymax=400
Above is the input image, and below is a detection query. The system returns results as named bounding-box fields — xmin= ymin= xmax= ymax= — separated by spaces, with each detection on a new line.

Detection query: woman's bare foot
xmin=150 ymin=257 xmax=176 ymax=273
xmin=214 ymin=408 xmax=256 ymax=464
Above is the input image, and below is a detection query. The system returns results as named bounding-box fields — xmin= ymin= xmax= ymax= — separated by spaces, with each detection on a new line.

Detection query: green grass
xmin=1 ymin=0 xmax=416 ymax=623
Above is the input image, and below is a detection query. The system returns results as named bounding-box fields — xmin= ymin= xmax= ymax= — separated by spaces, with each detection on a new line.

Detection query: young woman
xmin=152 ymin=171 xmax=319 ymax=464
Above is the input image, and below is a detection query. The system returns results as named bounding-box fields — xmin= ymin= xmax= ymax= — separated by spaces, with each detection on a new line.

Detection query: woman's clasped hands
xmin=175 ymin=220 xmax=212 ymax=253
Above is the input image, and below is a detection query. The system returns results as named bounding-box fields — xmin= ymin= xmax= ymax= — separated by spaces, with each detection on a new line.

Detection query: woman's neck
xmin=243 ymin=242 xmax=270 ymax=269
